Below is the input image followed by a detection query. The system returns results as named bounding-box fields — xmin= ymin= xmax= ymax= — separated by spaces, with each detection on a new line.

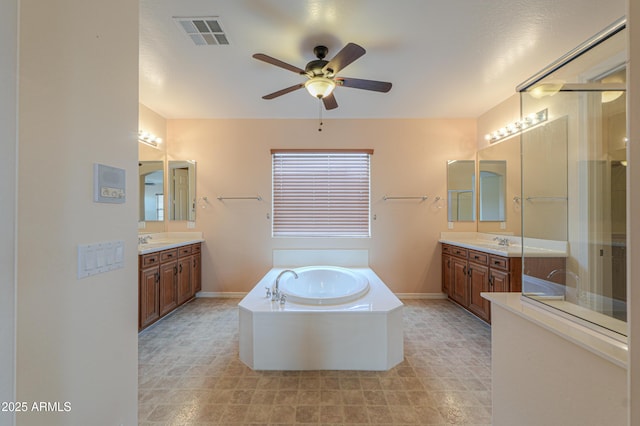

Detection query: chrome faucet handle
xmin=265 ymin=287 xmax=272 ymax=298
xmin=279 ymin=294 xmax=286 ymax=305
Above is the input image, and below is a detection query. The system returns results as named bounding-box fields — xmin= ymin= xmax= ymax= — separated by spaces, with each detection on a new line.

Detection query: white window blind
xmin=272 ymin=150 xmax=372 ymax=238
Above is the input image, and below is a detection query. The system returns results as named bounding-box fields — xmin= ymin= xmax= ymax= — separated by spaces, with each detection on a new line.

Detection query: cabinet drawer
xmin=469 ymin=250 xmax=489 ymax=265
xmin=160 ymin=249 xmax=178 ymax=262
xmin=450 ymin=246 xmax=468 ymax=258
xmin=191 ymin=243 xmax=201 ymax=254
xmin=442 ymin=243 xmax=468 ymax=258
xmin=490 ymin=255 xmax=509 ymax=270
xmin=178 ymin=245 xmax=193 ymax=257
xmin=140 ymin=253 xmax=160 ymax=268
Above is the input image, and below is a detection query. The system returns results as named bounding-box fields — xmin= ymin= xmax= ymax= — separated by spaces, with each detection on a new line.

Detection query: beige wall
xmin=16 ymin=1 xmax=139 ymax=425
xmin=0 ymin=0 xmax=17 ymax=422
xmin=164 ymin=118 xmax=476 ymax=295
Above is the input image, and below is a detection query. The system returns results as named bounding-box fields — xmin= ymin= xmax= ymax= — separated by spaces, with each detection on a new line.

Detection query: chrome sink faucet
xmin=272 ymin=269 xmax=298 ymax=303
xmin=138 ymin=235 xmax=152 ymax=244
xmin=493 ymin=236 xmax=510 ymax=246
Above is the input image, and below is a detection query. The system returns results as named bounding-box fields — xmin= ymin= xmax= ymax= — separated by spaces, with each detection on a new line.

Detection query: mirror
xmin=139 ymin=161 xmax=164 ymax=222
xmin=479 ymin=160 xmax=506 ymax=221
xmin=447 ymin=160 xmax=476 ymax=221
xmin=168 ymin=160 xmax=196 ymax=221
xmin=477 ymin=136 xmax=521 ymax=234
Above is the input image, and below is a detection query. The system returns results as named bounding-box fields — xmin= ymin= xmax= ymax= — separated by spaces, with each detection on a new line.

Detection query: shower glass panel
xmin=519 ymin=21 xmax=627 ymax=338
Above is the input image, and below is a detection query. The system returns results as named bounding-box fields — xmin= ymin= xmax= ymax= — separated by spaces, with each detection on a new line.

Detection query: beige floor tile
xmin=138 ymin=298 xmax=493 ymax=425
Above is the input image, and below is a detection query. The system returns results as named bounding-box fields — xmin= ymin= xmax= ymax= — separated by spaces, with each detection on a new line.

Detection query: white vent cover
xmin=174 ymin=17 xmax=229 ymax=46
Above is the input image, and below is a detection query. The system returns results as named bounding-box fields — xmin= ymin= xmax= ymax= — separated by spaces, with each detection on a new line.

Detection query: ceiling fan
xmin=252 ymin=42 xmax=392 ymax=110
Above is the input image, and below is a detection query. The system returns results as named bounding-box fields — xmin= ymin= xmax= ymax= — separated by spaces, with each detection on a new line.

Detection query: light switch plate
xmin=78 ymin=240 xmax=125 ymax=279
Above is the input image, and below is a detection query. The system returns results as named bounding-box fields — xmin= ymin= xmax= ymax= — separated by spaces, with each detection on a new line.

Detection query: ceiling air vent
xmin=174 ymin=17 xmax=229 ymax=46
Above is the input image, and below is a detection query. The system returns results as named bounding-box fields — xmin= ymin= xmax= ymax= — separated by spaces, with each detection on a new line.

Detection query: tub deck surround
xmin=439 ymin=232 xmax=568 ymax=258
xmin=239 ymin=250 xmax=403 ymax=371
xmin=137 ymin=231 xmax=204 ymax=254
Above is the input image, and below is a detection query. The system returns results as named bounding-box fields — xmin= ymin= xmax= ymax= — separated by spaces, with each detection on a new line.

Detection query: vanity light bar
xmin=138 ymin=130 xmax=162 ymax=148
xmin=484 ymin=108 xmax=548 ymax=144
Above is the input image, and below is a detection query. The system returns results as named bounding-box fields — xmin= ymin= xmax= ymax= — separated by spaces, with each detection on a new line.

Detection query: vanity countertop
xmin=439 ymin=232 xmax=568 ymax=258
xmin=138 ymin=232 xmax=204 ymax=255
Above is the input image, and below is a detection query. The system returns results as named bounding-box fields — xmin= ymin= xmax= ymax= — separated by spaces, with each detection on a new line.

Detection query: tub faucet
xmin=273 ymin=269 xmax=298 ymax=302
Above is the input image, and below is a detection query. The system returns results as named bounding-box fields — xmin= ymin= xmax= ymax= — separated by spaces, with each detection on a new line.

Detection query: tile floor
xmin=138 ymin=298 xmax=492 ymax=425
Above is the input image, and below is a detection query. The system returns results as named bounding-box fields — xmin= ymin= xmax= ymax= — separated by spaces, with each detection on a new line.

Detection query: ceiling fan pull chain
xmin=318 ymin=97 xmax=323 ymax=132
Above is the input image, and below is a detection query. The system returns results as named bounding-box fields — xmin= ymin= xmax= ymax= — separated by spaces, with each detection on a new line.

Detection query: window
xmin=272 ymin=150 xmax=372 ymax=238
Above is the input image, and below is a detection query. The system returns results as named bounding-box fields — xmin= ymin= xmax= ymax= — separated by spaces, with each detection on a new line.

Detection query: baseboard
xmin=196 ymin=292 xmax=247 ymax=298
xmin=395 ymin=293 xmax=448 ymax=300
xmin=197 ymin=291 xmax=447 ymax=300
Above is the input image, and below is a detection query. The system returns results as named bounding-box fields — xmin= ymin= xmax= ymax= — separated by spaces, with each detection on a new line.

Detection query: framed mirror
xmin=139 ymin=161 xmax=164 ymax=222
xmin=447 ymin=160 xmax=475 ymax=221
xmin=168 ymin=160 xmax=196 ymax=221
xmin=479 ymin=160 xmax=506 ymax=221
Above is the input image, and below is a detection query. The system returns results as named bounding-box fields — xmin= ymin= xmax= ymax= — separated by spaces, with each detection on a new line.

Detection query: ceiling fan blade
xmin=262 ymin=83 xmax=305 ymax=100
xmin=253 ymin=53 xmax=305 ymax=74
xmin=322 ymin=93 xmax=338 ymax=110
xmin=337 ymin=77 xmax=392 ymax=93
xmin=322 ymin=42 xmax=366 ymax=75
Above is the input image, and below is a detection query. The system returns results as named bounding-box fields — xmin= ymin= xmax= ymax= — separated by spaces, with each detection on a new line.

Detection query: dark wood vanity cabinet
xmin=139 ymin=256 xmax=161 ymax=329
xmin=139 ymin=243 xmax=202 ymax=331
xmin=442 ymin=243 xmax=521 ymax=323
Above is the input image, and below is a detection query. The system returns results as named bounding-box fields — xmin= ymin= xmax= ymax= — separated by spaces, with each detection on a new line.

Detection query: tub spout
xmin=273 ymin=269 xmax=298 ymax=301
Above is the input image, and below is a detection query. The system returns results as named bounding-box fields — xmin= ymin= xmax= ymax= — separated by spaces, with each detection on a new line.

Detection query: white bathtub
xmin=239 ymin=262 xmax=403 ymax=371
xmin=279 ymin=266 xmax=370 ymax=305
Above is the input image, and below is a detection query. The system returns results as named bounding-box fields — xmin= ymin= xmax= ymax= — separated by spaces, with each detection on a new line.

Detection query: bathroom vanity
xmin=440 ymin=233 xmax=567 ymax=323
xmin=138 ymin=233 xmax=204 ymax=331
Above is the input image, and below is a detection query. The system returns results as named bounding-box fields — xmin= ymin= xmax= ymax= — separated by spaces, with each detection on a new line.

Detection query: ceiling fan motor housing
xmin=305 ymin=59 xmax=329 ymax=77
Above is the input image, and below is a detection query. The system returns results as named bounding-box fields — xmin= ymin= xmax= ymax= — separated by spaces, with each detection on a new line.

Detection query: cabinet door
xmin=140 ymin=266 xmax=160 ymax=330
xmin=491 ymin=268 xmax=510 ymax=293
xmin=451 ymin=257 xmax=469 ymax=307
xmin=192 ymin=251 xmax=202 ymax=294
xmin=468 ymin=262 xmax=490 ymax=322
xmin=442 ymin=254 xmax=452 ymax=295
xmin=177 ymin=256 xmax=193 ymax=305
xmin=159 ymin=260 xmax=178 ymax=316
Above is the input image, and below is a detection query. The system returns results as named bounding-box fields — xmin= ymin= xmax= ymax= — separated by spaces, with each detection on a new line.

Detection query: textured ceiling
xmin=139 ymin=0 xmax=626 ymax=119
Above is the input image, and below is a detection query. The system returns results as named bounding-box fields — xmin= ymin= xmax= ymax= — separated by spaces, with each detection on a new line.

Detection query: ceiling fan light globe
xmin=305 ymin=77 xmax=336 ymax=99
